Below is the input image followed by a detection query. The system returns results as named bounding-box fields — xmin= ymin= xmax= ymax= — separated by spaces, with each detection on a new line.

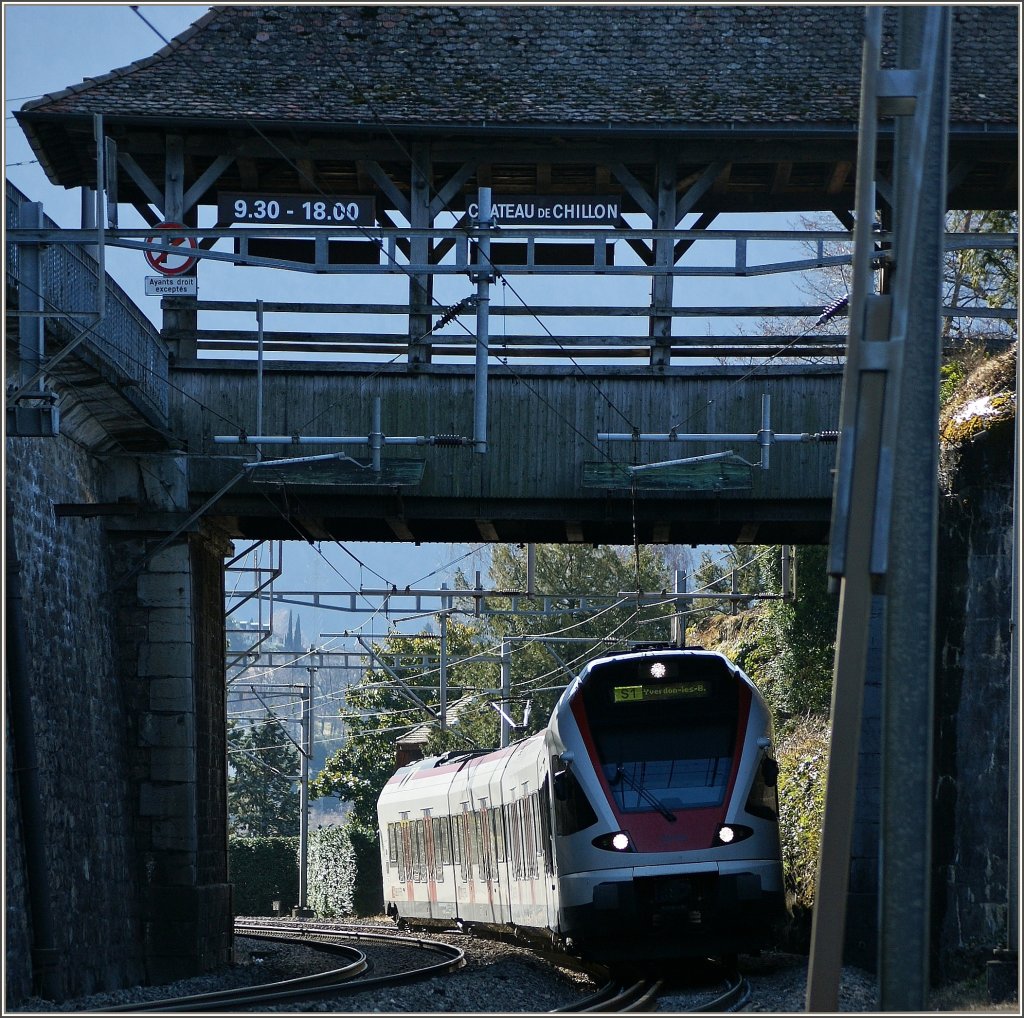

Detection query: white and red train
xmin=377 ymin=646 xmax=785 ymax=961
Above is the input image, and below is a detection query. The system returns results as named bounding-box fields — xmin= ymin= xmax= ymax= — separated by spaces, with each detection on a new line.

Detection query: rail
xmin=90 ymin=919 xmax=467 ymax=1012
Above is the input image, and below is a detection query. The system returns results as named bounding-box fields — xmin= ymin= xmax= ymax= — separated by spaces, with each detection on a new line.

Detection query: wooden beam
xmin=360 ymin=160 xmax=410 ymax=218
xmin=297 ymin=157 xmax=317 ymax=191
xmin=674 ymin=211 xmax=718 ymax=263
xmin=118 ymin=152 xmax=163 ymax=208
xmin=772 ymin=161 xmax=794 ymax=194
xmin=238 ymin=156 xmax=259 ymax=190
xmin=475 ymin=520 xmax=499 ymax=542
xmin=827 ymin=160 xmax=853 ymax=195
xmin=183 ymin=154 xmax=235 ymax=213
xmin=386 ymin=517 xmax=416 ymax=541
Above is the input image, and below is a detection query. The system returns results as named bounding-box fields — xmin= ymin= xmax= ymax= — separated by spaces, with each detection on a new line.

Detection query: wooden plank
xmin=179 ymin=329 xmax=847 ymax=348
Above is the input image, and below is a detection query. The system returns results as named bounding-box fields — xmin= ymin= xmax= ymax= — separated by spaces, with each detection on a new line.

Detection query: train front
xmin=546 ymin=648 xmax=785 ymax=960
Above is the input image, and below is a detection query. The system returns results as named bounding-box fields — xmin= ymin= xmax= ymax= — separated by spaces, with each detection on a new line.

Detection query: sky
xmin=4 ymin=2 xmax=801 ymax=653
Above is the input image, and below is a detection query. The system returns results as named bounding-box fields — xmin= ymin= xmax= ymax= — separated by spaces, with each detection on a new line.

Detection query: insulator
xmin=429 ymin=434 xmax=468 ymax=447
xmin=434 ymin=296 xmax=474 ymax=330
xmin=814 ymin=294 xmax=850 ymax=325
xmin=814 ymin=430 xmax=841 ymax=442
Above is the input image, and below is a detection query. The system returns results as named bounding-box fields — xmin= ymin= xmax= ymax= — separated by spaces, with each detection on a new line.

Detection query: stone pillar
xmin=105 ymin=449 xmax=233 ymax=983
xmin=130 ymin=530 xmax=233 ymax=982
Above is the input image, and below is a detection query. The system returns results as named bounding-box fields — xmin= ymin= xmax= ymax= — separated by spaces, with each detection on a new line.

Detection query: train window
xmin=552 ymin=756 xmax=599 ymax=835
xmin=481 ymin=809 xmax=497 ymax=882
xmin=387 ymin=823 xmax=398 ymax=866
xmin=431 ymin=817 xmax=444 ymax=881
xmin=582 ymin=655 xmax=740 ymax=812
xmin=510 ymin=802 xmax=523 ymax=879
xmin=398 ymin=823 xmax=410 ymax=882
xmin=414 ymin=819 xmax=426 ymax=882
xmin=491 ymin=808 xmax=506 ymax=864
xmin=597 ymin=725 xmax=734 ymax=811
xmin=539 ymin=779 xmax=554 ymax=875
xmin=451 ymin=816 xmax=460 ymax=864
xmin=459 ymin=810 xmax=473 ymax=882
xmin=532 ymin=794 xmax=543 ymax=875
xmin=471 ymin=811 xmax=483 ymax=877
xmin=439 ymin=816 xmax=452 ymax=868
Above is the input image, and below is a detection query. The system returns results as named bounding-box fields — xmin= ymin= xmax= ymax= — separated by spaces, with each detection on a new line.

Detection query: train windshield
xmin=581 ymin=655 xmax=740 ymax=812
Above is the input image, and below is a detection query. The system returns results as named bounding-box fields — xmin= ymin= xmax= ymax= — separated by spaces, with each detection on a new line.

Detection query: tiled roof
xmin=20 ymin=5 xmax=1019 ymax=129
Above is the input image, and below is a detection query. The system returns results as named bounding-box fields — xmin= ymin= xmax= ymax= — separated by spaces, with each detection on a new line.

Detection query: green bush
xmin=307 ymin=825 xmax=358 ymax=918
xmin=347 ymin=821 xmax=385 ymax=917
xmin=776 ymin=717 xmax=830 ymax=912
xmin=228 ymin=835 xmax=299 ymax=916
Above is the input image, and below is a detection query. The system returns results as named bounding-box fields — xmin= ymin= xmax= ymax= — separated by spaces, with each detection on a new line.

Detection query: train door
xmin=399 ymin=815 xmax=414 ymax=902
xmin=422 ymin=809 xmax=439 ymax=918
xmin=538 ymin=773 xmax=557 ymax=931
xmin=476 ymin=798 xmax=504 ymax=923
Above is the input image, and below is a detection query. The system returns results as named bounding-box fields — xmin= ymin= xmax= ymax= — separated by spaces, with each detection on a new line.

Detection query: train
xmin=376 ymin=645 xmax=786 ymax=962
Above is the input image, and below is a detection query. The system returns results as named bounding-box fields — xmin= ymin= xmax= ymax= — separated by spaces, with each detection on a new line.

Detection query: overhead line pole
xmin=472 ymin=186 xmax=494 ymax=455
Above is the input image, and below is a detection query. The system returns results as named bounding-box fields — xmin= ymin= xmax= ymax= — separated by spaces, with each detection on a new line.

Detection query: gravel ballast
xmin=5 ymin=916 xmax=905 ymax=1013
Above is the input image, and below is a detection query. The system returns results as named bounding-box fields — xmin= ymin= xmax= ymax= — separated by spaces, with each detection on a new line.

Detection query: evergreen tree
xmin=228 ymin=711 xmax=301 ymax=836
xmin=476 ymin=543 xmax=672 ymax=741
xmin=310 ymin=618 xmax=488 ymax=828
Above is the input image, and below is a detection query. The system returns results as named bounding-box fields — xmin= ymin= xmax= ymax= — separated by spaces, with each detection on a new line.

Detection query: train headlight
xmin=650 ymin=662 xmax=667 ymax=679
xmin=714 ymin=823 xmax=753 ymax=846
xmin=592 ymin=830 xmax=635 ymax=852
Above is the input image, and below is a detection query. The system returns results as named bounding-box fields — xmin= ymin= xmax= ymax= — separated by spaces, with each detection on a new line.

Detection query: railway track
xmin=84 ymin=919 xmax=750 ymax=1013
xmin=553 ymin=967 xmax=750 ymax=1012
xmin=89 ymin=920 xmax=465 ymax=1012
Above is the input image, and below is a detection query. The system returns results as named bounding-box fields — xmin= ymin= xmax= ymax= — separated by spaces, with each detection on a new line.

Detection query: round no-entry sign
xmin=144 ymin=222 xmax=198 ymax=275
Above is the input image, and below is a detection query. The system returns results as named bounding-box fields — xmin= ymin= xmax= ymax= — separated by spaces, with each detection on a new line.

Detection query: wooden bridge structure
xmin=4 ymin=4 xmax=1018 ymax=1005
xmin=9 ymin=6 xmax=1016 ymax=546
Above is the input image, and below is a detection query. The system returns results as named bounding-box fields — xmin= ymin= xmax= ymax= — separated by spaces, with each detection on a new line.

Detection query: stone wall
xmin=4 ymin=435 xmax=233 ymax=1005
xmin=5 ymin=432 xmax=147 ymax=1002
xmin=933 ymin=418 xmax=1015 ymax=978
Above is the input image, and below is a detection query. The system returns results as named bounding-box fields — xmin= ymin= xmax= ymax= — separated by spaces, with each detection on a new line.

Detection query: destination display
xmin=465 ymin=194 xmax=622 ymax=226
xmin=612 ymin=680 xmax=711 ymax=704
xmin=218 ymin=192 xmax=376 ymax=226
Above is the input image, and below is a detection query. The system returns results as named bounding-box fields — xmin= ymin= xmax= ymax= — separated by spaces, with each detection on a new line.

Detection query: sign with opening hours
xmin=218 ymin=192 xmax=376 ymax=226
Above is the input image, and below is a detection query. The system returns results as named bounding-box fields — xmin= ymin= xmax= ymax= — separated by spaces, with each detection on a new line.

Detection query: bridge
xmin=4 ymin=4 xmax=1018 ymax=1009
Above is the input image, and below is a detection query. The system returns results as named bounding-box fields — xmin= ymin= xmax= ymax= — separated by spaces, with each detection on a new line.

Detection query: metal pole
xmin=526 ymin=544 xmax=536 ymax=596
xmin=473 ymin=187 xmax=492 ymax=455
xmin=439 ymin=589 xmax=448 ymax=734
xmin=371 ymin=396 xmax=383 ymax=473
xmin=879 ymin=9 xmax=949 ymax=1008
xmin=806 ymin=10 xmax=885 ymax=1008
xmin=759 ymin=393 xmax=772 ymax=470
xmin=18 ymin=203 xmax=44 ymax=387
xmin=500 ymin=639 xmax=512 ymax=748
xmin=256 ymin=300 xmax=264 ymax=461
xmin=671 ymin=569 xmax=687 ymax=647
xmin=93 ymin=114 xmax=106 ymax=318
xmin=81 ymin=187 xmax=96 ymax=256
xmin=298 ymin=655 xmax=316 ymax=914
